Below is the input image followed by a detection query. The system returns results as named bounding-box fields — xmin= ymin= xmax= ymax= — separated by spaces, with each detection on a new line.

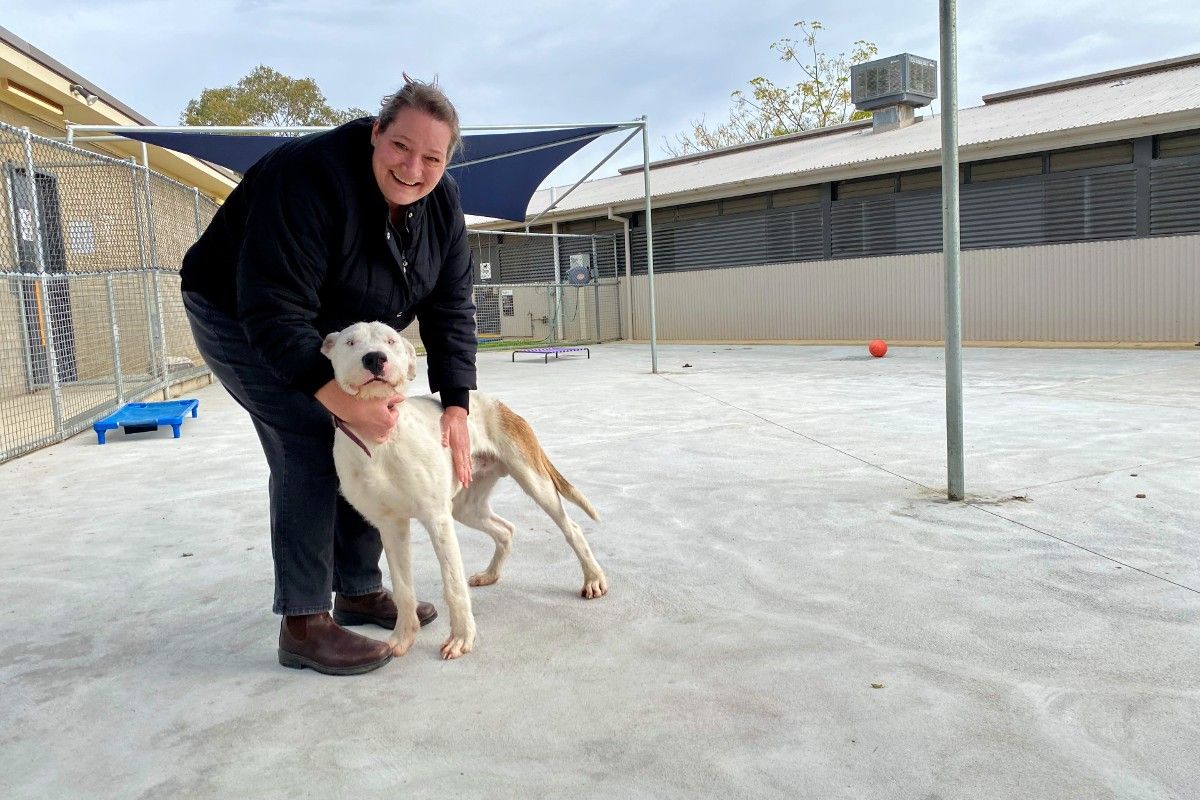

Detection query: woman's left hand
xmin=441 ymin=406 xmax=472 ymax=487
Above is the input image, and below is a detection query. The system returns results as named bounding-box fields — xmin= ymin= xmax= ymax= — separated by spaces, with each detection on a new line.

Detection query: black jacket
xmin=181 ymin=118 xmax=476 ymax=408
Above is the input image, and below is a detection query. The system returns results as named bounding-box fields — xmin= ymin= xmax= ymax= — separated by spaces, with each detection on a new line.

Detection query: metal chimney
xmin=851 ymin=53 xmax=938 ymax=133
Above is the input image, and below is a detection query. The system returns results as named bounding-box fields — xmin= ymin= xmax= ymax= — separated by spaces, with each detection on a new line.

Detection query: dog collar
xmin=333 ymin=416 xmax=372 ymax=458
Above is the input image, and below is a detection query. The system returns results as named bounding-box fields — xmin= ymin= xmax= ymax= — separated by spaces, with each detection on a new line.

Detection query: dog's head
xmin=321 ymin=321 xmax=417 ymax=399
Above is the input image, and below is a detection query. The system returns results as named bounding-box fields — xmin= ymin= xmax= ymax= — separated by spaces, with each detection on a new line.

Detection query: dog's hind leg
xmin=452 ymin=463 xmax=515 ymax=587
xmin=453 ymin=505 xmax=515 ymax=587
xmin=507 ymin=463 xmax=608 ymax=599
xmin=378 ymin=517 xmax=421 ymax=657
xmin=421 ymin=512 xmax=477 ymax=659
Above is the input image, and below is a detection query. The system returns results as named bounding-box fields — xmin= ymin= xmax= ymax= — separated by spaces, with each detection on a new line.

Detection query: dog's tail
xmin=498 ymin=402 xmax=599 ymax=521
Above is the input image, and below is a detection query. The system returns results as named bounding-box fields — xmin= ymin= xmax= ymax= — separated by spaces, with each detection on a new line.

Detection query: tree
xmin=665 ymin=21 xmax=878 ymax=156
xmin=181 ymin=65 xmax=370 ymax=127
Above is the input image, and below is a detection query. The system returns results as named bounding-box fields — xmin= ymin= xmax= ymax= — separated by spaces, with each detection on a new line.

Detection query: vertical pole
xmin=640 ymin=118 xmax=658 ymax=374
xmin=152 ymin=270 xmax=169 ymax=394
xmin=591 ymin=236 xmax=601 ymax=342
xmin=106 ymin=274 xmax=125 ymax=404
xmin=621 ymin=217 xmax=633 ymax=339
xmin=940 ymin=0 xmax=965 ymax=501
xmin=141 ymin=144 xmax=166 ymax=383
xmin=22 ymin=129 xmax=64 ymax=436
xmin=141 ymin=144 xmax=159 ymax=269
xmin=193 ymin=186 xmax=202 ymax=238
xmin=550 ymin=187 xmax=563 ymax=342
xmin=129 ymin=158 xmax=157 ymax=382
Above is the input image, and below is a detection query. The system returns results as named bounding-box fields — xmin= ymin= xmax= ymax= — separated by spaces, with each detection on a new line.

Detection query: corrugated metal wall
xmin=623 ymin=234 xmax=1200 ymax=343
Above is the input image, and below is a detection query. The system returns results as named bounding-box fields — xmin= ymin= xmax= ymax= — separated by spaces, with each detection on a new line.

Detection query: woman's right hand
xmin=315 ymin=380 xmax=403 ymax=442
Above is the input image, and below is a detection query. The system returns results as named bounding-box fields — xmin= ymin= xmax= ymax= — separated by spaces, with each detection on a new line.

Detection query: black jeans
xmin=183 ymin=290 xmax=382 ymax=615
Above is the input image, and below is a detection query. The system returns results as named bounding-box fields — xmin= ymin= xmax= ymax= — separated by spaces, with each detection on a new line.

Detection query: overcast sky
xmin=7 ymin=1 xmax=1200 ymax=186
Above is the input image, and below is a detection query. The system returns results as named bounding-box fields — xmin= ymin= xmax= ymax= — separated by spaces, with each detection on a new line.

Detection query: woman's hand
xmin=441 ymin=406 xmax=472 ymax=487
xmin=315 ymin=380 xmax=402 ymax=443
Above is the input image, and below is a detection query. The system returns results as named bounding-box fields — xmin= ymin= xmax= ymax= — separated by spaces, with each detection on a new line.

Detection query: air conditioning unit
xmin=851 ymin=53 xmax=937 ymax=112
xmin=566 ymin=253 xmax=594 ymax=285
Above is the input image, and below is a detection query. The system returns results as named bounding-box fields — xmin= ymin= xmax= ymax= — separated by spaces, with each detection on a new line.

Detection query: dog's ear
xmin=402 ymin=337 xmax=418 ymax=381
xmin=321 ymin=331 xmax=340 ymax=357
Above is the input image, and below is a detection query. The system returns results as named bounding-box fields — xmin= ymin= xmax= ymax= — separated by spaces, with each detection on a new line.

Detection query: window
xmin=1049 ymin=143 xmax=1132 ymax=172
xmin=1155 ymin=130 xmax=1200 ymax=159
xmin=836 ymin=175 xmax=895 ymax=200
xmin=970 ymin=155 xmax=1043 ymax=182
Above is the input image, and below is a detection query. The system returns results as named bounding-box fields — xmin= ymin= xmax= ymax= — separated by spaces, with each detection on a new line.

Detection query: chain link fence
xmin=465 ymin=230 xmax=624 ymax=346
xmin=1 ymin=121 xmax=218 ymax=462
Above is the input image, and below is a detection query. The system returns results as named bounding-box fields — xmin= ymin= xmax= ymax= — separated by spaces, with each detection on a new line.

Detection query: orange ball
xmin=868 ymin=339 xmax=888 ymax=358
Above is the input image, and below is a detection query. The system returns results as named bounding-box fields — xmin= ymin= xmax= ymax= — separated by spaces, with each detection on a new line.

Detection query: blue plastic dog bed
xmin=93 ymin=399 xmax=199 ymax=444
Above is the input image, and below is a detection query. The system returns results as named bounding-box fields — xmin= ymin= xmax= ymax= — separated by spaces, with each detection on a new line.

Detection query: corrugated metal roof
xmin=474 ymin=57 xmax=1200 ymax=226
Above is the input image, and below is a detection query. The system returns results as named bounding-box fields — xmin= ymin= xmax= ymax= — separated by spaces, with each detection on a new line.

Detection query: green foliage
xmin=181 ymin=65 xmax=369 ymax=126
xmin=665 ymin=21 xmax=878 ymax=156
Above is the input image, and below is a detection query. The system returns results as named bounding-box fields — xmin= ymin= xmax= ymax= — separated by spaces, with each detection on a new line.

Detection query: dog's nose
xmin=362 ymin=351 xmax=387 ymax=376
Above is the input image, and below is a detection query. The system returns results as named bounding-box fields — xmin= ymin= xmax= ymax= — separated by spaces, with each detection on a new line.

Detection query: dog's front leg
xmin=379 ymin=518 xmax=421 ymax=657
xmin=424 ymin=513 xmax=477 ymax=660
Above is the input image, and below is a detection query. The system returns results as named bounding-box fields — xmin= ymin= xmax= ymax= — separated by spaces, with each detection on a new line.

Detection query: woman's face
xmin=371 ymin=106 xmax=453 ymax=210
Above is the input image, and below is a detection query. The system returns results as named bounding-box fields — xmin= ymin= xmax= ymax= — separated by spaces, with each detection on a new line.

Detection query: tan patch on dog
xmin=497 ymin=402 xmax=598 ymax=521
xmin=497 ymin=403 xmax=540 ymax=465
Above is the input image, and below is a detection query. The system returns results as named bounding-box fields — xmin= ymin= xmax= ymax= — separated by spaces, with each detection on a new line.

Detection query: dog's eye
xmin=387 ymin=338 xmax=397 ymax=346
xmin=346 ymin=339 xmax=355 ymax=347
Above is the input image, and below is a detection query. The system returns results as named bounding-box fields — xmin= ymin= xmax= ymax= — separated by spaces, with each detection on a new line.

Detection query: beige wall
xmin=625 ymin=235 xmax=1200 ymax=344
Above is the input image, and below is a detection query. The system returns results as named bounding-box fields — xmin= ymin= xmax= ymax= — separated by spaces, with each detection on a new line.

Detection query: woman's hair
xmin=377 ymin=74 xmax=462 ymax=160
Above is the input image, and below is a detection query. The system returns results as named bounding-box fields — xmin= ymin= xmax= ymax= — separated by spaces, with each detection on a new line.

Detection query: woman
xmin=181 ymin=77 xmax=476 ymax=676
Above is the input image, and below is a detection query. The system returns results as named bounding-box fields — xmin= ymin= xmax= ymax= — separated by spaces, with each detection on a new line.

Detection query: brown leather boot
xmin=332 ymin=590 xmax=437 ymax=629
xmin=277 ymin=612 xmax=392 ymax=675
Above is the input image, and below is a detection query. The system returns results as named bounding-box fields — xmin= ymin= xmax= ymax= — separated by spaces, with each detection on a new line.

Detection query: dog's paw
xmin=581 ymin=572 xmax=608 ymax=599
xmin=468 ymin=571 xmax=499 ymax=587
xmin=389 ymin=615 xmax=420 ymax=656
xmin=389 ymin=630 xmax=417 ymax=657
xmin=440 ymin=631 xmax=475 ymax=660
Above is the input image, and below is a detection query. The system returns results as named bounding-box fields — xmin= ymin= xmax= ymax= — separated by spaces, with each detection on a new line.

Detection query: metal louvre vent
xmin=851 ymin=53 xmax=937 ymax=112
xmin=907 ymin=58 xmax=938 ymax=97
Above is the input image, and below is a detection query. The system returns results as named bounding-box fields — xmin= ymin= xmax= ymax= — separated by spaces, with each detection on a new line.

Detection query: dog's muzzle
xmin=362 ymin=351 xmax=387 ymax=377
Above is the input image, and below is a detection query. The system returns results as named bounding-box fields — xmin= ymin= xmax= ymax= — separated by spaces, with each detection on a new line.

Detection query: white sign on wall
xmin=480 ymin=261 xmax=492 ymax=280
xmin=18 ymin=208 xmax=34 ymax=242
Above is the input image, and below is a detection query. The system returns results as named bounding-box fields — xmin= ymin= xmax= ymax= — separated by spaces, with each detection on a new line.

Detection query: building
xmin=473 ymin=54 xmax=1200 ymax=345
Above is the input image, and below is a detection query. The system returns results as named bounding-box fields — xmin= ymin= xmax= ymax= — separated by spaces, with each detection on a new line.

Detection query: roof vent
xmin=851 ymin=53 xmax=937 ymax=133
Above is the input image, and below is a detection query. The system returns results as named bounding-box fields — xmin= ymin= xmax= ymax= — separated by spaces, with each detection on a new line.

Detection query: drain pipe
xmin=607 ymin=207 xmax=634 ymax=340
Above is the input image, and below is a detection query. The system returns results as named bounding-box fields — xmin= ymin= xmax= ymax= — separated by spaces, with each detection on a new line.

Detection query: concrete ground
xmin=1 ymin=342 xmax=1198 ymax=799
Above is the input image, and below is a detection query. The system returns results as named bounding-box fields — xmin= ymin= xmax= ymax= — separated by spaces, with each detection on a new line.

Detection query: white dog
xmin=321 ymin=321 xmax=607 ymax=660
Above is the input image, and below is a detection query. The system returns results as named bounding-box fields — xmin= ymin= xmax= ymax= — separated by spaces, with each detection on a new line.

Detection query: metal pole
xmin=550 ymin=187 xmax=564 ymax=342
xmin=152 ymin=270 xmax=169 ymax=394
xmin=640 ymin=119 xmax=658 ymax=373
xmin=193 ymin=186 xmax=202 ymax=238
xmin=611 ymin=235 xmax=624 ymax=339
xmin=141 ymin=145 xmax=166 ymax=383
xmin=940 ymin=0 xmax=965 ymax=500
xmin=106 ymin=274 xmax=125 ymax=404
xmin=591 ymin=236 xmax=601 ymax=342
xmin=21 ymin=128 xmax=64 ymax=435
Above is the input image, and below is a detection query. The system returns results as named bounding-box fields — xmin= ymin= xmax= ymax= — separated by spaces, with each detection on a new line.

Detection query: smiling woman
xmin=178 ymin=75 xmax=477 ymax=677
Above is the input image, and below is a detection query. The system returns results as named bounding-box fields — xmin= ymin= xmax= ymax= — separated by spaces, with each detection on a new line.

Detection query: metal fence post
xmin=141 ymin=149 xmax=167 ymax=385
xmin=106 ymin=274 xmax=125 ymax=405
xmin=591 ymin=237 xmax=601 ymax=342
xmin=612 ymin=235 xmax=623 ymax=340
xmin=21 ymin=128 xmax=65 ymax=438
xmin=193 ymin=186 xmax=202 ymax=238
xmin=127 ymin=157 xmax=158 ymax=377
xmin=152 ymin=271 xmax=169 ymax=395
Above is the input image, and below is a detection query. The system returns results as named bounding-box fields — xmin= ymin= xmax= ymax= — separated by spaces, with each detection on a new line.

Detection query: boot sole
xmin=277 ymin=648 xmax=392 ymax=676
xmin=332 ymin=608 xmax=438 ymax=629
